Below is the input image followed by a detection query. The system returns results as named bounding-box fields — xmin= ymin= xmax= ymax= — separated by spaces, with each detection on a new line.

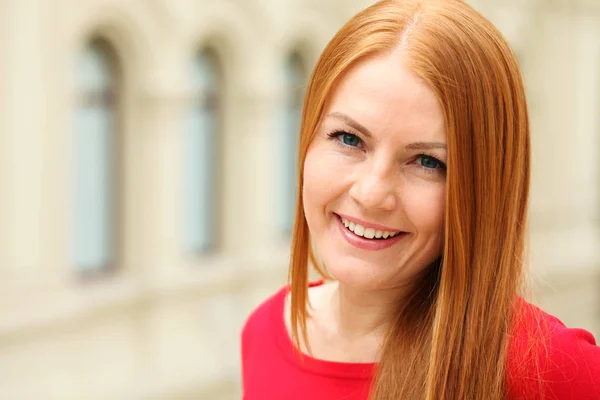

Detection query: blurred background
xmin=0 ymin=0 xmax=599 ymax=398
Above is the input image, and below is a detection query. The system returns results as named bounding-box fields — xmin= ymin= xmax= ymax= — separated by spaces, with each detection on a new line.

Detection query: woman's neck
xmin=328 ymin=281 xmax=402 ymax=340
xmin=300 ymin=280 xmax=408 ymax=363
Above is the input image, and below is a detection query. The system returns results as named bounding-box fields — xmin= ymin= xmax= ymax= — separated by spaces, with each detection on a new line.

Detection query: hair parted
xmin=288 ymin=1 xmax=531 ymax=398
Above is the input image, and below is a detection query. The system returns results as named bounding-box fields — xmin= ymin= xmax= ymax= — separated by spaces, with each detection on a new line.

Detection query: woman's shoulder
xmin=506 ymin=298 xmax=600 ymax=399
xmin=240 ymin=283 xmax=290 ymax=389
xmin=241 ymin=284 xmax=289 ymax=343
xmin=241 ymin=280 xmax=326 ymax=340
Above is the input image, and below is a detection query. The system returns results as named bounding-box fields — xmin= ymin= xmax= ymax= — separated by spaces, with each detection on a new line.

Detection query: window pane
xmin=73 ymin=43 xmax=116 ymax=272
xmin=76 ymin=43 xmax=113 ymax=93
xmin=277 ymin=53 xmax=305 ymax=234
xmin=184 ymin=51 xmax=220 ymax=253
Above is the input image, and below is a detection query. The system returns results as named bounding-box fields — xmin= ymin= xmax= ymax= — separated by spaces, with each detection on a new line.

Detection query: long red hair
xmin=288 ymin=0 xmax=530 ymax=398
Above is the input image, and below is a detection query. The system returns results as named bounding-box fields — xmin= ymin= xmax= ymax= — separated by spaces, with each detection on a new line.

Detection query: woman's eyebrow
xmin=326 ymin=111 xmax=373 ymax=138
xmin=405 ymin=142 xmax=447 ymax=150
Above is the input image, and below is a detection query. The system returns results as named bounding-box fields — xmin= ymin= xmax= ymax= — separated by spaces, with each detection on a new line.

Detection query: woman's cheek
xmin=303 ymin=149 xmax=335 ymax=204
xmin=403 ymin=184 xmax=446 ymax=227
xmin=305 ymin=147 xmax=351 ymax=183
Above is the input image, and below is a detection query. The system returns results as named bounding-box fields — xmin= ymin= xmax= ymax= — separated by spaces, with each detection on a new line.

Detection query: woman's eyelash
xmin=326 ymin=129 xmax=354 ymax=140
xmin=326 ymin=130 xmax=363 ymax=148
xmin=416 ymin=153 xmax=447 ymax=172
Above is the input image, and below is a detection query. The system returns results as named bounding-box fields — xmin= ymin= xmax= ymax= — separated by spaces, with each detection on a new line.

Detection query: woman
xmin=241 ymin=0 xmax=600 ymax=399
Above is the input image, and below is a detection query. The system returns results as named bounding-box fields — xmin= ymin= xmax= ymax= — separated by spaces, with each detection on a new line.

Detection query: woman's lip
xmin=336 ymin=215 xmax=406 ymax=251
xmin=335 ymin=213 xmax=402 ymax=233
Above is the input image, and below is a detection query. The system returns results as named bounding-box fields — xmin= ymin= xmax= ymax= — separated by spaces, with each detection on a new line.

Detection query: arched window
xmin=277 ymin=52 xmax=306 ymax=234
xmin=184 ymin=48 xmax=222 ymax=253
xmin=73 ymin=39 xmax=120 ymax=274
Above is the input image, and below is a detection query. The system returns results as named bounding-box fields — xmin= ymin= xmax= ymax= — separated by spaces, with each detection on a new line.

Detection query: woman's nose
xmin=348 ymin=163 xmax=397 ymax=211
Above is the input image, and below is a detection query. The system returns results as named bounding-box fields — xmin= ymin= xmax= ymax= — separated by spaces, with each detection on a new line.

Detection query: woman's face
xmin=303 ymin=50 xmax=447 ymax=291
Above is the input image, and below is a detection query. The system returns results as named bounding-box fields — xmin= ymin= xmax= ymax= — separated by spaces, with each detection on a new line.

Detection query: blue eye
xmin=342 ymin=133 xmax=360 ymax=147
xmin=419 ymin=155 xmax=445 ymax=170
xmin=327 ymin=130 xmax=363 ymax=148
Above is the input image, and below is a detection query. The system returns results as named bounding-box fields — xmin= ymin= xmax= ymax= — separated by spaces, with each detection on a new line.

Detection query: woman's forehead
xmin=324 ymin=52 xmax=446 ymax=144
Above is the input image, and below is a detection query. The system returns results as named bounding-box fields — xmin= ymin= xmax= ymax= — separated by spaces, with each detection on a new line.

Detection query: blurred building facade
xmin=0 ymin=0 xmax=598 ymax=398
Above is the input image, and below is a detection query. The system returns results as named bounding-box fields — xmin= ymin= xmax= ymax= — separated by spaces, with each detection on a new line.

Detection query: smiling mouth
xmin=337 ymin=215 xmax=402 ymax=240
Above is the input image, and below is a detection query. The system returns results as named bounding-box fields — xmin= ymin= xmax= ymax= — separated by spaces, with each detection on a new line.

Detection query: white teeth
xmin=340 ymin=217 xmax=400 ymax=240
xmin=354 ymin=224 xmax=365 ymax=236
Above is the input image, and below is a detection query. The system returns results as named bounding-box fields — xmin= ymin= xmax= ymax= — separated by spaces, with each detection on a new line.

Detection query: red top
xmin=241 ymin=281 xmax=600 ymax=400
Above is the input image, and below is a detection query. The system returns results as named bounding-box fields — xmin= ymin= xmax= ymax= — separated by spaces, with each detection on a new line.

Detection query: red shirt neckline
xmin=271 ymin=280 xmax=376 ymax=380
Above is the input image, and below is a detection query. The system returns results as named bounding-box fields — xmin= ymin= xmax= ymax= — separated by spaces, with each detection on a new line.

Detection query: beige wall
xmin=0 ymin=0 xmax=598 ymax=398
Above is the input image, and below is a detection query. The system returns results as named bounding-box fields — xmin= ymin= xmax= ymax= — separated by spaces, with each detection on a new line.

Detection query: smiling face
xmin=302 ymin=49 xmax=447 ymax=291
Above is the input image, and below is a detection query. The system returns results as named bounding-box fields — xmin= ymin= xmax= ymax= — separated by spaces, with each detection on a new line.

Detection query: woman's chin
xmin=325 ymin=263 xmax=393 ymax=291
